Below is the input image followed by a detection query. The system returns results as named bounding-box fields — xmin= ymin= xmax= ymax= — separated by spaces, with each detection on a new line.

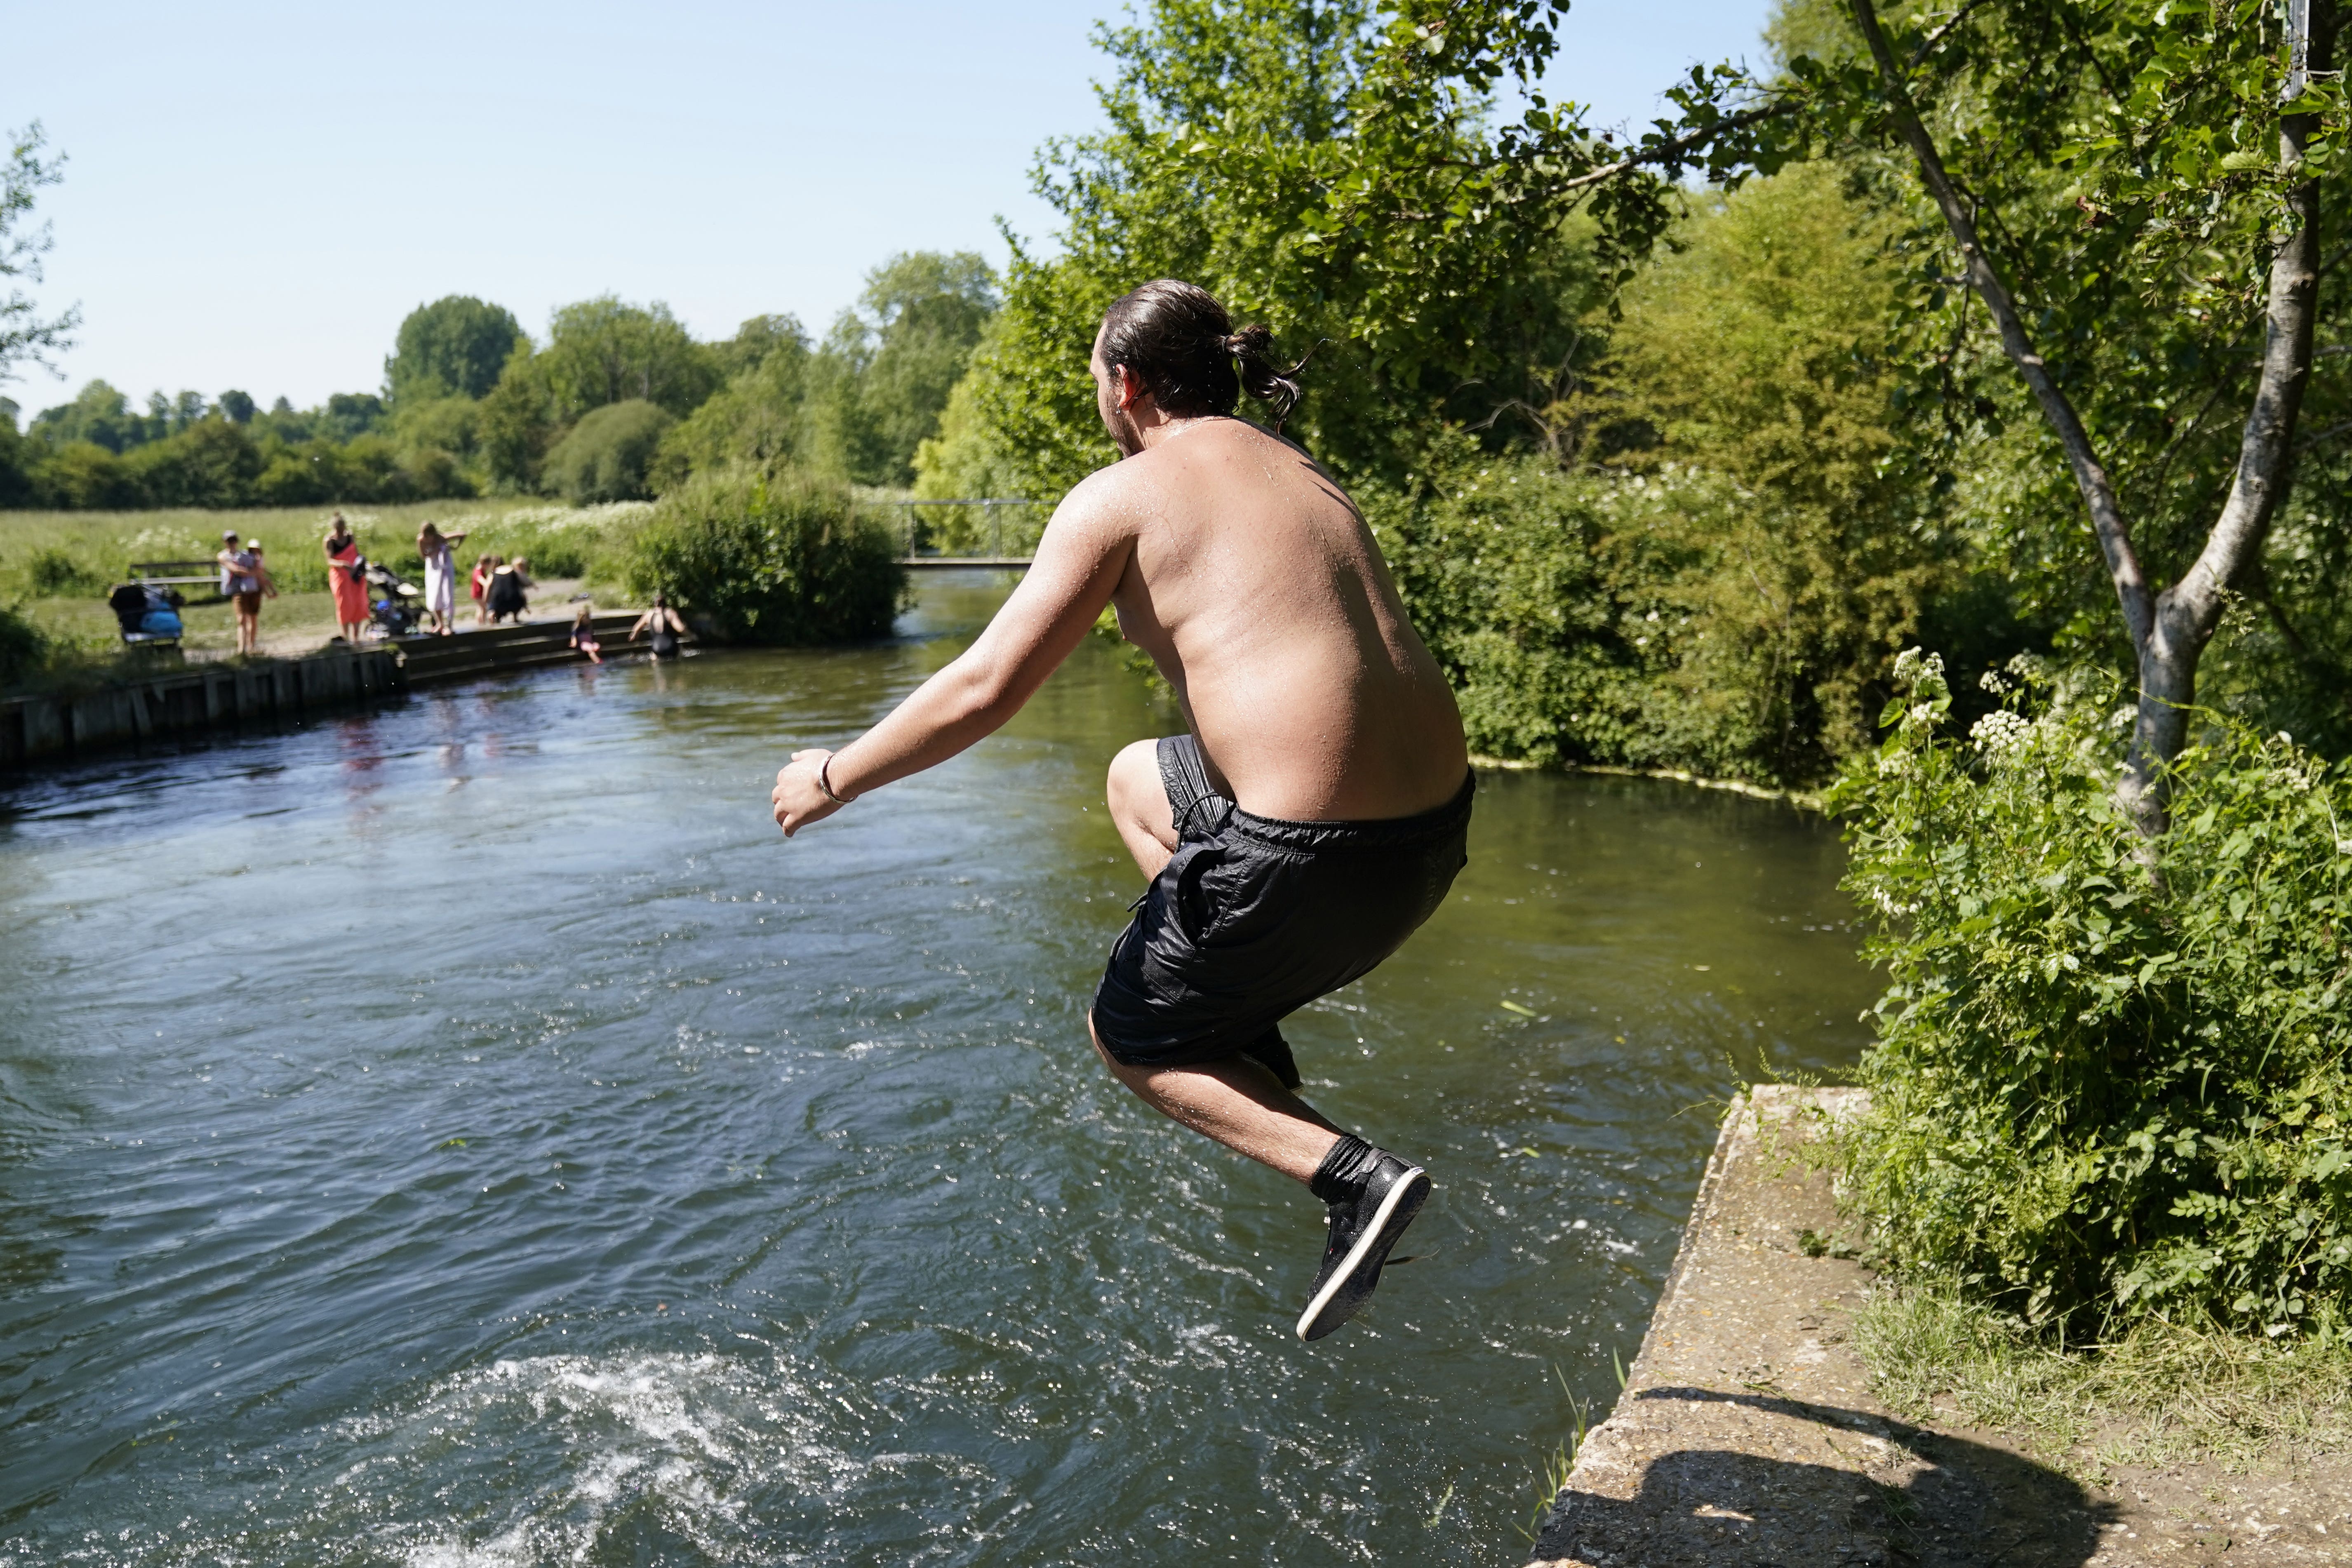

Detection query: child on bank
xmin=569 ymin=603 xmax=603 ymax=665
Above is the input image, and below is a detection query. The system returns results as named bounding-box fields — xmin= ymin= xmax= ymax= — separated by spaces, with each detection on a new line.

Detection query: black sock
xmin=1310 ymin=1133 xmax=1381 ymax=1205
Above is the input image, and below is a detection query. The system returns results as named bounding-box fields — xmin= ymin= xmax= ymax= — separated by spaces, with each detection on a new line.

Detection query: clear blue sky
xmin=8 ymin=0 xmax=1775 ymax=414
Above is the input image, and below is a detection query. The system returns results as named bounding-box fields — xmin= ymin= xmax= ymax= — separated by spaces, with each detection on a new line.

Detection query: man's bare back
xmin=762 ymin=412 xmax=1463 ymax=828
xmin=1091 ymin=417 xmax=1466 ymax=822
xmin=772 ymin=280 xmax=1468 ymax=1341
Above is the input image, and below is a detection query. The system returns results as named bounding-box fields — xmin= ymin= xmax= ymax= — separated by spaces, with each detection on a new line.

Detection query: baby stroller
xmin=365 ymin=562 xmax=425 ymax=638
xmin=108 ymin=581 xmax=185 ymax=647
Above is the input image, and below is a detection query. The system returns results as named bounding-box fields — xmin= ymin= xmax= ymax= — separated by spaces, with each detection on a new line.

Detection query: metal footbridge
xmin=889 ymin=498 xmax=1037 ymax=571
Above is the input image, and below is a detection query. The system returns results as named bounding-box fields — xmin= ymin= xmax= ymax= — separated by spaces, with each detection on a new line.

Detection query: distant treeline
xmin=0 ymin=252 xmax=997 ymax=513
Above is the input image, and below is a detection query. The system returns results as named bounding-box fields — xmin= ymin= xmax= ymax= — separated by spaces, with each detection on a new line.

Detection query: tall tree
xmin=385 ymin=294 xmax=524 ymax=403
xmin=851 ymin=251 xmax=997 ymax=485
xmin=29 ymin=380 xmax=136 ymax=451
xmin=478 ymin=341 xmax=553 ymax=489
xmin=969 ymin=0 xmax=1725 ymax=496
xmin=537 ymin=296 xmax=721 ymax=421
xmin=653 ymin=317 xmax=816 ymax=485
xmin=1838 ymin=0 xmax=2340 ymax=833
xmin=1 ymin=123 xmax=77 ymax=384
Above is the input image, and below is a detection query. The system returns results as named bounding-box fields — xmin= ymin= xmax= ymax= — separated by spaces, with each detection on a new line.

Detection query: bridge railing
xmin=887 ymin=498 xmax=1040 ymax=562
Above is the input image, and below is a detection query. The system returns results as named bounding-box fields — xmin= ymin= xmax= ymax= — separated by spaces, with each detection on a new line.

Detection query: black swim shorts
xmin=1090 ymin=735 xmax=1473 ymax=1090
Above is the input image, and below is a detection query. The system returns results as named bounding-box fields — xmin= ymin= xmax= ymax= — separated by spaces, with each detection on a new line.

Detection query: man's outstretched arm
xmin=771 ymin=485 xmax=1134 ymax=836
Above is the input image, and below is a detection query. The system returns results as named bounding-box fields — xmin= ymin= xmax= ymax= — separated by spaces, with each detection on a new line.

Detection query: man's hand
xmin=772 ymin=748 xmax=846 ymax=837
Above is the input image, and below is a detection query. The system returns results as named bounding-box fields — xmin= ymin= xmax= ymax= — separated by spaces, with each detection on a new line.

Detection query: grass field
xmin=1 ymin=501 xmax=649 ymax=659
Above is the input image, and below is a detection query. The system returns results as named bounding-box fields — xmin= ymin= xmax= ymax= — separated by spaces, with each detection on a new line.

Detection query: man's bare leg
xmin=1098 ymin=740 xmax=1345 ymax=1185
xmin=1089 ymin=1016 xmax=1342 ymax=1182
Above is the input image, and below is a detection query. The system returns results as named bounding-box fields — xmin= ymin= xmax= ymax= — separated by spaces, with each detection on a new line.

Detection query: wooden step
xmin=386 ymin=613 xmax=658 ymax=684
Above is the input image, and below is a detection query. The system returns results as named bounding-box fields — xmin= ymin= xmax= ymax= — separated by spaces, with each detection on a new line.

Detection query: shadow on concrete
xmin=1531 ymin=1387 xmax=2121 ymax=1568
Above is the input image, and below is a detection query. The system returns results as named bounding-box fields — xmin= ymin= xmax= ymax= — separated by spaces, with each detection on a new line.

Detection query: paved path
xmin=1527 ymin=1087 xmax=2349 ymax=1567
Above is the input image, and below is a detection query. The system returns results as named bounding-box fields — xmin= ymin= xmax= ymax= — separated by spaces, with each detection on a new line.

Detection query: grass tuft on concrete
xmin=1853 ymin=1280 xmax=2352 ymax=1478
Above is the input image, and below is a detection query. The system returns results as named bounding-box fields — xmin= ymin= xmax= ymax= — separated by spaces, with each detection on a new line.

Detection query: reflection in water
xmin=0 ymin=574 xmax=1877 ymax=1565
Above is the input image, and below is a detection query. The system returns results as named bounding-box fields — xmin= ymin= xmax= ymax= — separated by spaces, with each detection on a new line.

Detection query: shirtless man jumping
xmin=771 ymin=280 xmax=1472 ymax=1340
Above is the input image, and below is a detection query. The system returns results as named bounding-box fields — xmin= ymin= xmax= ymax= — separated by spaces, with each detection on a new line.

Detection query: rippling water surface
xmin=0 ymin=575 xmax=1878 ymax=1566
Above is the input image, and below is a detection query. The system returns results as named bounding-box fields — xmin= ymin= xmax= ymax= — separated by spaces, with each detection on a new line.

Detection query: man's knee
xmin=1105 ymin=738 xmax=1162 ymax=817
xmin=1087 ymin=1011 xmax=1152 ymax=1089
xmin=1107 ymin=741 xmax=1178 ymax=874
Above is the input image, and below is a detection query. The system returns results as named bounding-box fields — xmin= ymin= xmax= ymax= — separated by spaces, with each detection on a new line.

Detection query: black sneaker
xmin=1295 ymin=1150 xmax=1430 ymax=1341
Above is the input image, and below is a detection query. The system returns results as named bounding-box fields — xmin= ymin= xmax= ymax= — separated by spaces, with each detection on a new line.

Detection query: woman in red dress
xmin=324 ymin=512 xmax=369 ymax=643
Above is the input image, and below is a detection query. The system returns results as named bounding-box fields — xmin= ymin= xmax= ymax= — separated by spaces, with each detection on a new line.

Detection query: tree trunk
xmin=2121 ymin=48 xmax=2325 ymax=827
xmin=1847 ymin=0 xmax=2328 ymax=837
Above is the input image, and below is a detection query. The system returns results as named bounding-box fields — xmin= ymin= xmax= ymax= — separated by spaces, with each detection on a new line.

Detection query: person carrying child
xmin=486 ymin=557 xmax=529 ymax=623
xmin=214 ymin=530 xmax=276 ymax=656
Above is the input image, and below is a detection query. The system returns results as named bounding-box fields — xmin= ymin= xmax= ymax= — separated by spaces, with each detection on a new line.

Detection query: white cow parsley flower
xmin=1970 ymin=710 xmax=2034 ymax=757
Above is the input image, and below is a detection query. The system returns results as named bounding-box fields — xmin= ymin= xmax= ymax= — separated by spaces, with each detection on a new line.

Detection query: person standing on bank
xmin=469 ymin=552 xmax=495 ymax=626
xmin=325 ymin=512 xmax=369 ymax=644
xmin=770 ymin=280 xmax=1471 ymax=1341
xmin=216 ymin=529 xmax=238 ymax=599
xmin=416 ymin=522 xmax=467 ymax=635
xmin=215 ymin=529 xmax=273 ymax=656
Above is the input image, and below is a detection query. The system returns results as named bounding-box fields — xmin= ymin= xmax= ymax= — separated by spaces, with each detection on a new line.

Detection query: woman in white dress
xmin=415 ymin=522 xmax=468 ymax=635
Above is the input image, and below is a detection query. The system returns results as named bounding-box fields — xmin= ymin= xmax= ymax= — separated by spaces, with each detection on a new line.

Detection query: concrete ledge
xmin=386 ymin=611 xmax=647 ymax=686
xmin=0 ymin=614 xmax=663 ymax=771
xmin=1526 ymin=1086 xmax=2347 ymax=1567
xmin=0 ymin=644 xmax=402 ymax=770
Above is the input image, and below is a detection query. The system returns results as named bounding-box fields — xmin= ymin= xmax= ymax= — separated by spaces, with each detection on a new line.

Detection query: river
xmin=0 ymin=574 xmax=1878 ymax=1566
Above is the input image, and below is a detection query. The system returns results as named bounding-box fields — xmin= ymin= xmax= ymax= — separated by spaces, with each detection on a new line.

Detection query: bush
xmin=619 ymin=470 xmax=906 ymax=644
xmin=35 ymin=441 xmax=143 ymax=509
xmin=0 ymin=602 xmax=47 ymax=688
xmin=22 ymin=547 xmax=107 ymax=597
xmin=1835 ymin=653 xmax=2352 ymax=1335
xmin=1369 ymin=447 xmax=1931 ymax=785
xmin=466 ymin=501 xmax=651 ymax=580
xmin=542 ymin=400 xmax=675 ymax=503
xmin=0 ymin=420 xmax=34 ymax=507
xmin=122 ymin=420 xmax=263 ymax=507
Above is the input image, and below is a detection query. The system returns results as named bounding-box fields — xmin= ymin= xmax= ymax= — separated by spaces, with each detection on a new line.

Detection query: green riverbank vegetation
xmin=1839 ymin=656 xmax=2352 ymax=1338
xmin=619 ymin=472 xmax=907 ymax=645
xmin=1827 ymin=653 xmax=2352 ymax=1465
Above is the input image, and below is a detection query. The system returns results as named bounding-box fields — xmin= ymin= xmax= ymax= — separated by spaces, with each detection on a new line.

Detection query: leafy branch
xmin=2 ymin=122 xmax=78 ymax=383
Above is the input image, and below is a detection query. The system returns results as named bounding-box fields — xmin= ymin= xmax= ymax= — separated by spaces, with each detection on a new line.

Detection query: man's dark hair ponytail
xmin=1100 ymin=280 xmax=1308 ymax=426
xmin=1218 ymin=323 xmax=1305 ymax=424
